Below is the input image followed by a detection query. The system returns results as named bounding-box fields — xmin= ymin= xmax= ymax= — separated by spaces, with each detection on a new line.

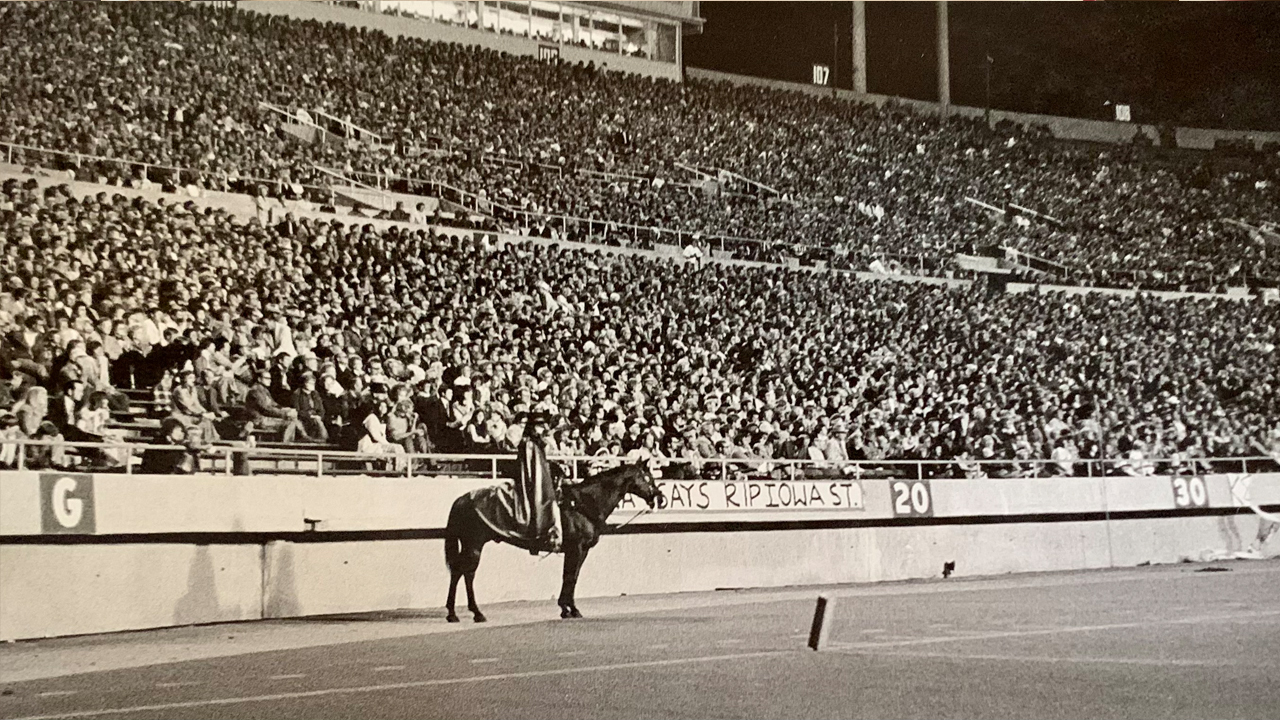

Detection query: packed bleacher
xmin=1 ymin=1 xmax=1277 ymax=292
xmin=3 ymin=2 xmax=1280 ymax=478
xmin=3 ymin=175 xmax=1279 ymax=479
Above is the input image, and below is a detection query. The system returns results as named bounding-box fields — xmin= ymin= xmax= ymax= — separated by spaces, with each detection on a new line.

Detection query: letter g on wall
xmin=40 ymin=473 xmax=96 ymax=534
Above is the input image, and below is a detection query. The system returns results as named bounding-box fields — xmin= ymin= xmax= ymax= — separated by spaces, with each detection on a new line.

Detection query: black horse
xmin=444 ymin=461 xmax=665 ymax=622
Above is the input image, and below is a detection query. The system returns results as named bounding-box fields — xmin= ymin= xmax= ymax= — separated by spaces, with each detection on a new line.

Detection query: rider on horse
xmin=514 ymin=410 xmax=562 ymax=553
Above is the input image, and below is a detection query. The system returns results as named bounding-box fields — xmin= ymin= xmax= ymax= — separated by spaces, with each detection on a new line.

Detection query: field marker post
xmin=808 ymin=595 xmax=836 ymax=651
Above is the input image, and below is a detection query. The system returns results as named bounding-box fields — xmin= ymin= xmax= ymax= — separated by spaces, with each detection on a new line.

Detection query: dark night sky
xmin=682 ymin=2 xmax=1280 ymax=130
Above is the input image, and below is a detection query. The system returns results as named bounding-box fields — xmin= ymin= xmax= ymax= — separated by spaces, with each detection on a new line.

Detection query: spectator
xmin=291 ymin=372 xmax=329 ymax=444
xmin=357 ymin=394 xmax=407 ymax=470
xmin=77 ymin=391 xmax=129 ymax=468
xmin=387 ymin=383 xmax=430 ymax=454
xmin=171 ymin=368 xmax=222 ymax=444
xmin=139 ymin=418 xmax=199 ymax=475
xmin=9 ymin=386 xmax=65 ymax=469
xmin=244 ymin=368 xmax=308 ymax=443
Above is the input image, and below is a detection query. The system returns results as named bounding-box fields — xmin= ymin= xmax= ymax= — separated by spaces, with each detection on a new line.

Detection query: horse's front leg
xmin=558 ymin=545 xmax=589 ymax=619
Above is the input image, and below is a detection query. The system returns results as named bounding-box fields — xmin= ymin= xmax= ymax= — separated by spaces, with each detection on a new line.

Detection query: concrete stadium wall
xmin=685 ymin=68 xmax=1280 ymax=151
xmin=3 ymin=470 xmax=1277 ymax=640
xmin=238 ymin=1 xmax=682 ymax=82
xmin=0 ymin=544 xmax=262 ymax=640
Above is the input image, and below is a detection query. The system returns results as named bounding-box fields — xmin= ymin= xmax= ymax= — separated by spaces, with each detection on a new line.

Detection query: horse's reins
xmin=535 ymin=506 xmax=653 ymax=562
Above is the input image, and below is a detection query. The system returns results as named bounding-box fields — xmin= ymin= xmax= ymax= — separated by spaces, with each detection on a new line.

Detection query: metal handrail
xmin=2 ymin=438 xmax=1275 ymax=480
xmin=0 ymin=139 xmax=334 ymax=199
xmin=0 ymin=138 xmax=939 ymax=271
xmin=309 ymin=107 xmax=384 ymax=145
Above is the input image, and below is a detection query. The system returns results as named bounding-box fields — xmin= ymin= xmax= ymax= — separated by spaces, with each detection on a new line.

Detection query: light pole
xmin=937 ymin=0 xmax=950 ymax=114
xmin=984 ymin=54 xmax=993 ymax=126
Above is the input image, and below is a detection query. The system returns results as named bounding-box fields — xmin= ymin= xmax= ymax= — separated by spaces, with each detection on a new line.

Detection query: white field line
xmin=9 ymin=563 xmax=1277 ymax=685
xmin=827 ymin=609 xmax=1280 ymax=651
xmin=834 ymin=649 xmax=1244 ymax=668
xmin=4 ymin=650 xmax=793 ymax=720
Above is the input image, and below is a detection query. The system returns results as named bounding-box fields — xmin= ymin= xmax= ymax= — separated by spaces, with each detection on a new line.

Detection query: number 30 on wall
xmin=1171 ymin=476 xmax=1209 ymax=508
xmin=890 ymin=480 xmax=933 ymax=517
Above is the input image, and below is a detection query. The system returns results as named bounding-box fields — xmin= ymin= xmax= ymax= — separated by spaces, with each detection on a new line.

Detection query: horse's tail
xmin=444 ymin=495 xmax=465 ymax=573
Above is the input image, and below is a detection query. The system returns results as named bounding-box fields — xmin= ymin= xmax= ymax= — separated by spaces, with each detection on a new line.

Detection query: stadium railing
xmin=1 ymin=139 xmax=945 ymax=277
xmin=0 ymin=139 xmax=338 ymax=204
xmin=2 ymin=438 xmax=1276 ymax=481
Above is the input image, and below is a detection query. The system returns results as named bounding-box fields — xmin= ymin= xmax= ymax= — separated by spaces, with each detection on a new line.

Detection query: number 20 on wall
xmin=1171 ymin=476 xmax=1209 ymax=508
xmin=891 ymin=480 xmax=933 ymax=517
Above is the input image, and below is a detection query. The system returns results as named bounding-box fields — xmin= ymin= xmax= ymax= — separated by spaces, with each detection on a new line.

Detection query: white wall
xmin=3 ymin=471 xmax=1277 ymax=640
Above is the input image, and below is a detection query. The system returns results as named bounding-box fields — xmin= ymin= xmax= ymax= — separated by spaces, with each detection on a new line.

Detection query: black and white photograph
xmin=0 ymin=0 xmax=1278 ymax=717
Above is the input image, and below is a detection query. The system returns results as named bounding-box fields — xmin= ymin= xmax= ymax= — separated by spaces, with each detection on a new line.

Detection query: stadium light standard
xmin=984 ymin=53 xmax=993 ymax=126
xmin=937 ymin=0 xmax=950 ymax=114
xmin=851 ymin=1 xmax=867 ymax=94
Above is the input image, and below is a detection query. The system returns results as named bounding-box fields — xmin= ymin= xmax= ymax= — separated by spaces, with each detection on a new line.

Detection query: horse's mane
xmin=572 ymin=463 xmax=637 ymax=490
xmin=561 ymin=463 xmax=640 ymax=522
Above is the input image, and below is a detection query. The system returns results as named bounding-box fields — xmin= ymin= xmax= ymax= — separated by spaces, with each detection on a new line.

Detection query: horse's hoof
xmin=446 ymin=613 xmax=460 ymax=623
xmin=560 ymin=606 xmax=572 ymax=619
xmin=569 ymin=607 xmax=583 ymax=619
xmin=473 ymin=612 xmax=487 ymax=623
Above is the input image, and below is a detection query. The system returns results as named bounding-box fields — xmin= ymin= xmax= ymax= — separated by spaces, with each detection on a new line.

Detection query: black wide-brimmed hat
xmin=514 ymin=411 xmax=557 ymax=426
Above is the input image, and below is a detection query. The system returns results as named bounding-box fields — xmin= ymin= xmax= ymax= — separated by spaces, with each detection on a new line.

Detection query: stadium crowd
xmin=1 ymin=1 xmax=1277 ymax=293
xmin=3 ymin=178 xmax=1279 ymax=478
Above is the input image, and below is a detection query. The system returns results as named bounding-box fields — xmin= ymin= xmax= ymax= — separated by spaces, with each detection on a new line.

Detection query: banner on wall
xmin=615 ymin=479 xmax=864 ymax=514
xmin=39 ymin=472 xmax=96 ymax=534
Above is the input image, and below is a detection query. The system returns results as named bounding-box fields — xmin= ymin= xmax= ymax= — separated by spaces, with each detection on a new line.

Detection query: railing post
xmin=225 ymin=448 xmax=233 ymax=476
xmin=17 ymin=442 xmax=26 ymax=471
xmin=720 ymin=459 xmax=728 ymax=483
xmin=491 ymin=458 xmax=497 ymax=480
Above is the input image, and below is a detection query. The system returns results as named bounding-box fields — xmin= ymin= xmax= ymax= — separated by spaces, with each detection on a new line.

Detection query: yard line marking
xmin=4 ymin=650 xmax=792 ymax=720
xmin=371 ymin=666 xmax=405 ymax=672
xmin=37 ymin=692 xmax=78 ymax=698
xmin=837 ymin=649 xmax=1243 ymax=668
xmin=831 ymin=610 xmax=1280 ymax=651
xmin=468 ymin=658 xmax=500 ymax=664
xmin=154 ymin=682 xmax=201 ymax=689
xmin=268 ymin=674 xmax=307 ymax=680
